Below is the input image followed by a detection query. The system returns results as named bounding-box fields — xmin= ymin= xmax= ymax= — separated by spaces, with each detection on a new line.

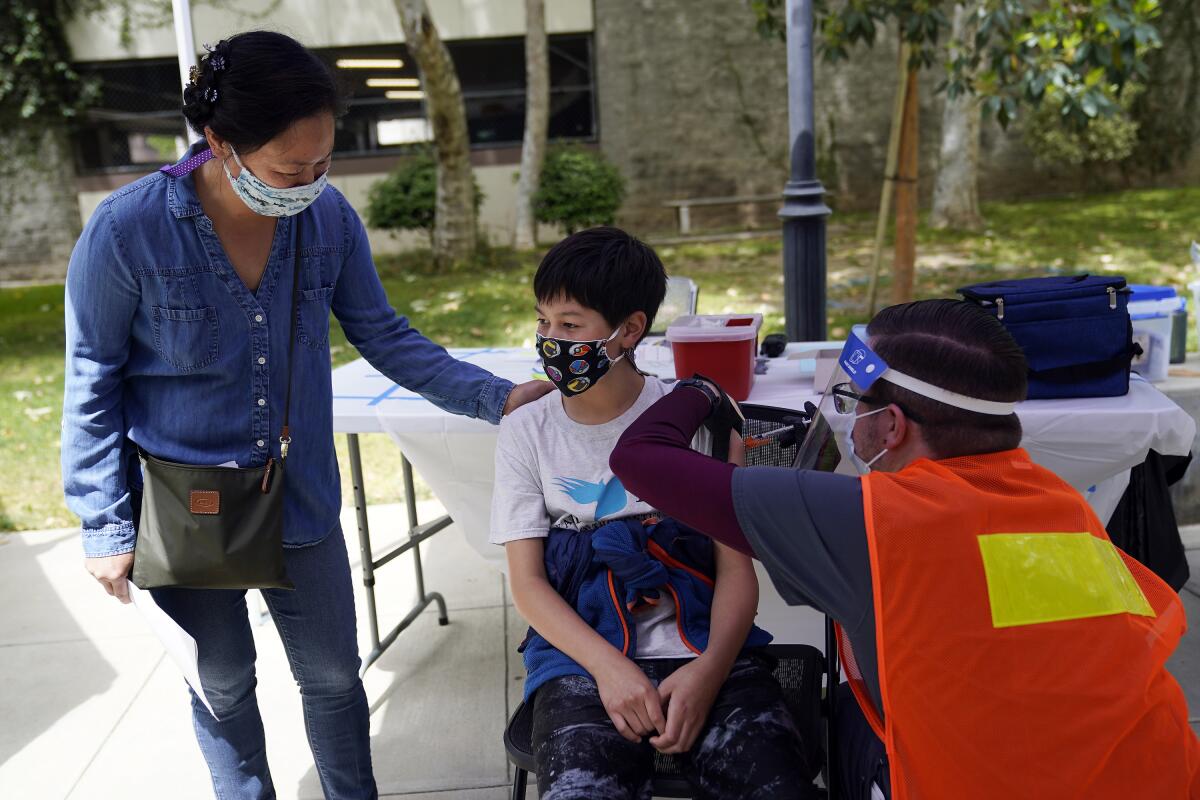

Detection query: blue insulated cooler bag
xmin=959 ymin=275 xmax=1137 ymax=399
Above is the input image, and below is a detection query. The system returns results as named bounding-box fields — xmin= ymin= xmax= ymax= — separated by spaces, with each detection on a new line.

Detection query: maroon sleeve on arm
xmin=610 ymin=387 xmax=755 ymax=556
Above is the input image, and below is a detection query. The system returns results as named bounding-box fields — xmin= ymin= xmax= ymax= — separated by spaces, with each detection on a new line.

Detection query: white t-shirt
xmin=491 ymin=376 xmax=710 ymax=659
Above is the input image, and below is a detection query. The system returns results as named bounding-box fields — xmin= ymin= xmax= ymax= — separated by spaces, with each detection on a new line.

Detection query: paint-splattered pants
xmin=530 ymin=654 xmax=820 ymax=799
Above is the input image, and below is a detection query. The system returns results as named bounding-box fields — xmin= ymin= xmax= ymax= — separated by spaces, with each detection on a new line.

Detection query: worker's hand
xmin=86 ymin=552 xmax=135 ymax=604
xmin=593 ymin=653 xmax=666 ymax=742
xmin=728 ymin=430 xmax=746 ymax=467
xmin=650 ymin=656 xmax=724 ymax=754
xmin=503 ymin=380 xmax=555 ymax=416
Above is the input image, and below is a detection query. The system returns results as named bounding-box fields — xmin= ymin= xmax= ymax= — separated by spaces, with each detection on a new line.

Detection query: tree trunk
xmin=891 ymin=65 xmax=920 ymax=305
xmin=514 ymin=0 xmax=549 ymax=250
xmin=930 ymin=3 xmax=984 ymax=231
xmin=0 ymin=125 xmax=82 ymax=282
xmin=394 ymin=0 xmax=476 ymax=265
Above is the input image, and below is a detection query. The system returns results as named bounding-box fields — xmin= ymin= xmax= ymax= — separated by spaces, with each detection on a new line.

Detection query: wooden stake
xmin=866 ymin=42 xmax=911 ymax=317
xmin=891 ymin=63 xmax=920 ymax=305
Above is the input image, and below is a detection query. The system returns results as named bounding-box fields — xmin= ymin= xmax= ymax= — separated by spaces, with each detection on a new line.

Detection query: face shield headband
xmin=838 ymin=331 xmax=1019 ymax=416
xmin=788 ymin=331 xmax=1019 ymax=475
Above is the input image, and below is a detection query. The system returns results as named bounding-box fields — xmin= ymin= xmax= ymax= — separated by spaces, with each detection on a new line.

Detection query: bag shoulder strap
xmin=280 ymin=217 xmax=301 ymax=459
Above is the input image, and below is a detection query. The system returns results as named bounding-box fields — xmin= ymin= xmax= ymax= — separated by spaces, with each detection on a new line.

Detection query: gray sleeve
xmin=731 ymin=467 xmax=873 ymax=631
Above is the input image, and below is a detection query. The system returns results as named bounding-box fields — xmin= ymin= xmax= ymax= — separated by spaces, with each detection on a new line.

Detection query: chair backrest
xmin=653 ymin=276 xmax=699 ymax=335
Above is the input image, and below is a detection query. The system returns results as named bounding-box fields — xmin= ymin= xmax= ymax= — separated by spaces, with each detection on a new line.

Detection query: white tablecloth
xmin=332 ymin=342 xmax=1195 ymax=645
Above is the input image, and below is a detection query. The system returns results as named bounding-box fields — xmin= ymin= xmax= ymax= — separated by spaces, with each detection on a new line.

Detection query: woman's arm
xmin=507 ymin=539 xmax=666 ymax=741
xmin=61 ymin=204 xmax=141 ymax=600
xmin=610 ymin=386 xmax=754 ymax=555
xmin=330 ymin=199 xmax=539 ymax=423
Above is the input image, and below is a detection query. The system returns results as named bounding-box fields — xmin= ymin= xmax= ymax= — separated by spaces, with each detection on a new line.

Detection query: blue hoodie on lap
xmin=518 ymin=516 xmax=772 ymax=700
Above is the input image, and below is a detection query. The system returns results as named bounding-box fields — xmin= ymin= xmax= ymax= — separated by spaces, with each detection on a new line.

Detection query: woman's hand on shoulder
xmin=503 ymin=380 xmax=555 ymax=416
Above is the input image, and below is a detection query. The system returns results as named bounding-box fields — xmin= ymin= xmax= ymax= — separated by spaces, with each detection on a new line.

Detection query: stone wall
xmin=594 ymin=0 xmax=1200 ymax=233
xmin=593 ymin=0 xmax=793 ymax=233
xmin=0 ymin=128 xmax=83 ymax=282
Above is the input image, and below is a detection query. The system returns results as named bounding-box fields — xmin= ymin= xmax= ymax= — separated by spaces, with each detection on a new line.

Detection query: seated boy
xmin=490 ymin=227 xmax=818 ymax=799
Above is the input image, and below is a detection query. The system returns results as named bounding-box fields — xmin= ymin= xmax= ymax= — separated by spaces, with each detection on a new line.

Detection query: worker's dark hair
xmin=865 ymin=299 xmax=1027 ymax=459
xmin=182 ymin=31 xmax=344 ymax=153
xmin=534 ymin=227 xmax=668 ymax=343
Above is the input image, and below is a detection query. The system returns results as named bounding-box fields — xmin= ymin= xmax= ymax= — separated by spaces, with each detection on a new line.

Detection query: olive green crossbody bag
xmin=130 ymin=222 xmax=302 ymax=590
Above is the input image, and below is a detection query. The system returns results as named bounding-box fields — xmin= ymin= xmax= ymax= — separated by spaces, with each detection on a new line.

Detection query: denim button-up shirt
xmin=62 ymin=150 xmax=513 ymax=557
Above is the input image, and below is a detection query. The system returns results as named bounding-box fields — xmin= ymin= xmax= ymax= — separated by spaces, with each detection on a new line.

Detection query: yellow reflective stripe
xmin=977 ymin=533 xmax=1155 ymax=629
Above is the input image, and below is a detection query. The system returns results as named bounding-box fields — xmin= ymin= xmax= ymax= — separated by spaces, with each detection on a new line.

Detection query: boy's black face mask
xmin=535 ymin=328 xmax=626 ymax=397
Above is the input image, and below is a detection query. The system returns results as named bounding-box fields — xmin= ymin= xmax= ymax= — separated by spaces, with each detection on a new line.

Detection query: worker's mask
xmin=847 ymin=406 xmax=889 ymax=472
xmin=535 ymin=329 xmax=626 ymax=397
xmin=791 ymin=330 xmax=1021 ymax=476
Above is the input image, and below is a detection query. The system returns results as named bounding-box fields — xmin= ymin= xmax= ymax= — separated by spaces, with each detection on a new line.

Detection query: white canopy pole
xmin=171 ymin=0 xmax=202 ymax=144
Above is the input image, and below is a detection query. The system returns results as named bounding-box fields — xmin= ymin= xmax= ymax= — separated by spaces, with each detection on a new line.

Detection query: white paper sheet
xmin=128 ymin=582 xmax=218 ymax=720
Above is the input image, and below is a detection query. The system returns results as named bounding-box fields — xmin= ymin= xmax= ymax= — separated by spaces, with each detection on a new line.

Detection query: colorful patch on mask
xmin=597 ymin=357 xmax=610 ymax=370
xmin=541 ymin=340 xmax=561 ymax=358
xmin=546 ymin=365 xmax=563 ymax=382
xmin=569 ymin=343 xmax=592 ymax=357
xmin=569 ymin=359 xmax=590 ymax=375
xmin=567 ymin=377 xmax=591 ymax=393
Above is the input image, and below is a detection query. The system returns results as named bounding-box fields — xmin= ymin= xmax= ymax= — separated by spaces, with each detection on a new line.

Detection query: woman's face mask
xmin=536 ymin=328 xmax=626 ymax=397
xmin=223 ymin=147 xmax=328 ymax=217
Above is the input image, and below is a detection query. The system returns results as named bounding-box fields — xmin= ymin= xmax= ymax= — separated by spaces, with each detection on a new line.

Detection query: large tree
xmin=514 ymin=0 xmax=549 ymax=250
xmin=930 ymin=2 xmax=983 ymax=231
xmin=394 ymin=0 xmax=477 ymax=265
xmin=753 ymin=0 xmax=1163 ymax=301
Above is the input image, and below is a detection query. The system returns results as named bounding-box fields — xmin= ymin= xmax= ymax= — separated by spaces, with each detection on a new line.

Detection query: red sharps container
xmin=666 ymin=314 xmax=763 ymax=401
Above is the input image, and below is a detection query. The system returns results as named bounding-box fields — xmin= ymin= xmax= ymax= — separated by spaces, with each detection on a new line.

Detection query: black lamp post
xmin=779 ymin=0 xmax=832 ymax=341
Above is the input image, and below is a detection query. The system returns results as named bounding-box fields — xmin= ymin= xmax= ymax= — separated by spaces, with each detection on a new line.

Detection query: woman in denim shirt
xmin=60 ymin=32 xmax=549 ymax=800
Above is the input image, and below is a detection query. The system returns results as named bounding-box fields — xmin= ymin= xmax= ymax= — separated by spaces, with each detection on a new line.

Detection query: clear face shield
xmin=790 ymin=331 xmax=1021 ymax=475
xmin=792 ymin=332 xmax=892 ymax=475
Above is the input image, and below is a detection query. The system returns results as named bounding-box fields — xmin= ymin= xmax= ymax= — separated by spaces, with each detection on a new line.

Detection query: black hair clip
xmin=210 ymin=54 xmax=226 ymax=72
xmin=203 ymin=87 xmax=219 ymax=104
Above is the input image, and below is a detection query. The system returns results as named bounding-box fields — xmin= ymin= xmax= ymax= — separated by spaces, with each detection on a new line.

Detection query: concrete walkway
xmin=2 ymin=508 xmax=1198 ymax=799
xmin=0 ymin=501 xmax=525 ymax=799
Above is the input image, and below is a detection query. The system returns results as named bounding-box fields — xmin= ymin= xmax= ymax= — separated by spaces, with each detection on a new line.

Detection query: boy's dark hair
xmin=866 ymin=299 xmax=1028 ymax=459
xmin=182 ymin=31 xmax=344 ymax=153
xmin=534 ymin=227 xmax=668 ymax=342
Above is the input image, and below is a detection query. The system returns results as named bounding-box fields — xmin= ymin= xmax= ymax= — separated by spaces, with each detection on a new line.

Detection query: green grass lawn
xmin=3 ymin=186 xmax=1199 ymax=532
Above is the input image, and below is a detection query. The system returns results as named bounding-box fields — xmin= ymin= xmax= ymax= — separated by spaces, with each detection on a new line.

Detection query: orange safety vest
xmin=839 ymin=448 xmax=1200 ymax=799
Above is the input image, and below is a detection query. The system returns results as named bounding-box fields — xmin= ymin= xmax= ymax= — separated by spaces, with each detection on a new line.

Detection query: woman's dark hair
xmin=534 ymin=227 xmax=667 ymax=343
xmin=182 ymin=31 xmax=343 ymax=152
xmin=866 ymin=299 xmax=1028 ymax=459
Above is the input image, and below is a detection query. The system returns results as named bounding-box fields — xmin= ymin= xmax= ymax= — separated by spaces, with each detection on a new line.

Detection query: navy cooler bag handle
xmin=959 ymin=275 xmax=1137 ymax=399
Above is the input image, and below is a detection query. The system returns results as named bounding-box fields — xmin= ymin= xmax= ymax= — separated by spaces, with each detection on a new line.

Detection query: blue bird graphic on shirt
xmin=554 ymin=476 xmax=630 ymax=520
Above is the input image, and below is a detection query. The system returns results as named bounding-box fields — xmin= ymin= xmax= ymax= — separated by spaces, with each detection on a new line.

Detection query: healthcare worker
xmin=610 ymin=299 xmax=1200 ymax=799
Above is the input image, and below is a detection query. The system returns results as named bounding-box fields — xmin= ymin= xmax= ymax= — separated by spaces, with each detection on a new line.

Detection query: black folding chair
xmin=503 ymin=643 xmax=826 ymax=800
xmin=740 ymin=403 xmax=842 ymax=800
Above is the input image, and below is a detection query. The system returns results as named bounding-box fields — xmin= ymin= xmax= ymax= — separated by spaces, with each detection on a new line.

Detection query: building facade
xmin=0 ymin=0 xmax=1194 ymax=279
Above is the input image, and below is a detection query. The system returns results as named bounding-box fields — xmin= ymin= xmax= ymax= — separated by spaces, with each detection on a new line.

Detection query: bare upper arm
xmin=505 ymin=537 xmax=549 ymax=586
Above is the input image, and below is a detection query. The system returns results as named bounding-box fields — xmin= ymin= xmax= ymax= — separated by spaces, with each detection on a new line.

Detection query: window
xmin=73 ymin=59 xmax=190 ymax=172
xmin=73 ymin=33 xmax=597 ymax=173
xmin=327 ymin=34 xmax=596 ymax=155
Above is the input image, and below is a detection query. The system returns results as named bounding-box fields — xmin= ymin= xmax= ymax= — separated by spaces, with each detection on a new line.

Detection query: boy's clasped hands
xmin=593 ymin=648 xmax=726 ymax=753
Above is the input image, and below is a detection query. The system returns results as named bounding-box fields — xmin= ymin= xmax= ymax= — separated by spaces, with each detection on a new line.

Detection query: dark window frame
xmin=72 ymin=32 xmax=597 ymax=175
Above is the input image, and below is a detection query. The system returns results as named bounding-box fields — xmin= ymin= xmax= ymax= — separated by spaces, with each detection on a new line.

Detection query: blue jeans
xmin=834 ymin=683 xmax=891 ymax=800
xmin=152 ymin=526 xmax=376 ymax=800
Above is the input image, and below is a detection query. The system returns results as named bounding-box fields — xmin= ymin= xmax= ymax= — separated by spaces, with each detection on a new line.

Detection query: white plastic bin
xmin=1129 ymin=285 xmax=1182 ymax=383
